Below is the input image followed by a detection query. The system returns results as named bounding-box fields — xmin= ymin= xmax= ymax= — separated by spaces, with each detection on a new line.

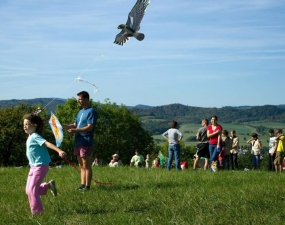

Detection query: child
xmin=145 ymin=154 xmax=152 ymax=168
xmin=23 ymin=113 xmax=66 ymax=215
xmin=92 ymin=156 xmax=101 ymax=166
xmin=220 ymin=130 xmax=231 ymax=169
xmin=218 ymin=147 xmax=225 ymax=167
xmin=153 ymin=157 xmax=160 ymax=168
xmin=109 ymin=154 xmax=122 ymax=167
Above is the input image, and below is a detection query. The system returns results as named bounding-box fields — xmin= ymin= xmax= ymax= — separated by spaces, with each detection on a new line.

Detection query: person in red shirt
xmin=207 ymin=115 xmax=223 ymax=166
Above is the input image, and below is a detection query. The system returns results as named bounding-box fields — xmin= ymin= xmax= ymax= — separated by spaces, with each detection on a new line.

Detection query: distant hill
xmin=132 ymin=104 xmax=153 ymax=109
xmin=130 ymin=103 xmax=285 ymax=134
xmin=0 ymin=98 xmax=66 ymax=113
xmin=1 ymin=98 xmax=285 ymax=131
xmin=130 ymin=104 xmax=285 ymax=123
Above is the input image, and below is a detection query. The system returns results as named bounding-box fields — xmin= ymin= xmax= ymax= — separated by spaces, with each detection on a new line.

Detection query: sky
xmin=1 ymin=0 xmax=285 ymax=108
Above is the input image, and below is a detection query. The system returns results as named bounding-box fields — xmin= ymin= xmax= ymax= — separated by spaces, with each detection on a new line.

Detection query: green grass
xmin=1 ymin=166 xmax=285 ymax=225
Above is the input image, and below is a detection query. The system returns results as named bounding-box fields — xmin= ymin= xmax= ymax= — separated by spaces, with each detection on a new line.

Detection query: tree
xmin=56 ymin=98 xmax=156 ymax=164
xmin=0 ymin=104 xmax=42 ymax=166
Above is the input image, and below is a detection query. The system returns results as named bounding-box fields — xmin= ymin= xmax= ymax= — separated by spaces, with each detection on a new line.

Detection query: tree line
xmin=1 ymin=99 xmax=281 ymax=167
xmin=0 ymin=99 xmax=158 ymax=166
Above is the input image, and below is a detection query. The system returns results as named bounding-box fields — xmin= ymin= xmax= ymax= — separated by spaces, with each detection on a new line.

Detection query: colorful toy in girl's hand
xmin=49 ymin=112 xmax=63 ymax=147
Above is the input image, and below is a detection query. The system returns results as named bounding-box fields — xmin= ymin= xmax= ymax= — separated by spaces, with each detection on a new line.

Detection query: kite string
xmin=65 ymin=157 xmax=114 ymax=185
xmin=78 ymin=55 xmax=101 ymax=78
xmin=41 ymin=54 xmax=104 ymax=111
xmin=43 ymin=79 xmax=77 ymax=110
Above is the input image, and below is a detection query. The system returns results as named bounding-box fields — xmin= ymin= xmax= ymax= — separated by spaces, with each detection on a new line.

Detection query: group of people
xmin=248 ymin=128 xmax=285 ymax=172
xmin=162 ymin=116 xmax=285 ymax=172
xmin=192 ymin=116 xmax=240 ymax=171
xmin=103 ymin=150 xmax=163 ymax=168
xmin=160 ymin=117 xmax=239 ymax=171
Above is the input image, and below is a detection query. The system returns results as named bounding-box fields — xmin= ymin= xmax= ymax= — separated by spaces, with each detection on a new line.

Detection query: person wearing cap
xmin=268 ymin=129 xmax=277 ymax=171
xmin=273 ymin=129 xmax=285 ymax=173
xmin=109 ymin=154 xmax=123 ymax=167
xmin=247 ymin=132 xmax=262 ymax=170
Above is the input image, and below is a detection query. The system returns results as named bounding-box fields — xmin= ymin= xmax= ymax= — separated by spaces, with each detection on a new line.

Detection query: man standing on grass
xmin=63 ymin=91 xmax=97 ymax=191
xmin=273 ymin=129 xmax=285 ymax=173
xmin=193 ymin=118 xmax=209 ymax=170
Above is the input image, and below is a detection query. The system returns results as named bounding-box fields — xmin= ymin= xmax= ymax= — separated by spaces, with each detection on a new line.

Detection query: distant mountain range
xmin=1 ymin=98 xmax=285 ymax=124
xmin=131 ymin=103 xmax=285 ymax=123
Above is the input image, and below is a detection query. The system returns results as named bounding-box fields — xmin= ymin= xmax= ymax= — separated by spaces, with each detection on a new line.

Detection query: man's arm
xmin=62 ymin=123 xmax=76 ymax=130
xmin=66 ymin=124 xmax=94 ymax=134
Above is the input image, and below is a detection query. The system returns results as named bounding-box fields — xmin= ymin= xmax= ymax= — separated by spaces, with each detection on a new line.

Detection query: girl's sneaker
xmin=49 ymin=180 xmax=57 ymax=196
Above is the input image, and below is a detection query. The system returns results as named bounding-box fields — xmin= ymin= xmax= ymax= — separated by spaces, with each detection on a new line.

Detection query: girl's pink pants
xmin=26 ymin=164 xmax=50 ymax=215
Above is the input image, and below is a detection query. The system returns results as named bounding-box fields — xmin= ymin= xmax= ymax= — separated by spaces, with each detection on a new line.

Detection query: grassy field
xmin=2 ymin=166 xmax=285 ymax=225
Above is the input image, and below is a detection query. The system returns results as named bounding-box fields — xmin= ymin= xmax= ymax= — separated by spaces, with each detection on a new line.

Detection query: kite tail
xmin=65 ymin=158 xmax=114 ymax=186
xmin=134 ymin=32 xmax=145 ymax=41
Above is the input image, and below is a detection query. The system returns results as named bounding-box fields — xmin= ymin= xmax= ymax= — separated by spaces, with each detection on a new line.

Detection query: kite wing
xmin=127 ymin=0 xmax=150 ymax=31
xmin=49 ymin=112 xmax=64 ymax=147
xmin=114 ymin=30 xmax=131 ymax=46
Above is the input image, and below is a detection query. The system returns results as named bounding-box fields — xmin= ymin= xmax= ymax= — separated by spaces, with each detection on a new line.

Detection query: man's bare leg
xmin=82 ymin=156 xmax=92 ymax=186
xmin=204 ymin=158 xmax=209 ymax=170
xmin=193 ymin=157 xmax=200 ymax=170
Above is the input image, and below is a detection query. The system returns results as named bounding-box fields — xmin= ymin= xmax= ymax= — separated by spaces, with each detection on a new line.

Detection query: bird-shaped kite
xmin=114 ymin=0 xmax=150 ymax=46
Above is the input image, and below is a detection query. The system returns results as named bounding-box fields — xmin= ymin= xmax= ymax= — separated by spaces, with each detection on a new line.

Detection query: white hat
xmin=112 ymin=154 xmax=119 ymax=158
